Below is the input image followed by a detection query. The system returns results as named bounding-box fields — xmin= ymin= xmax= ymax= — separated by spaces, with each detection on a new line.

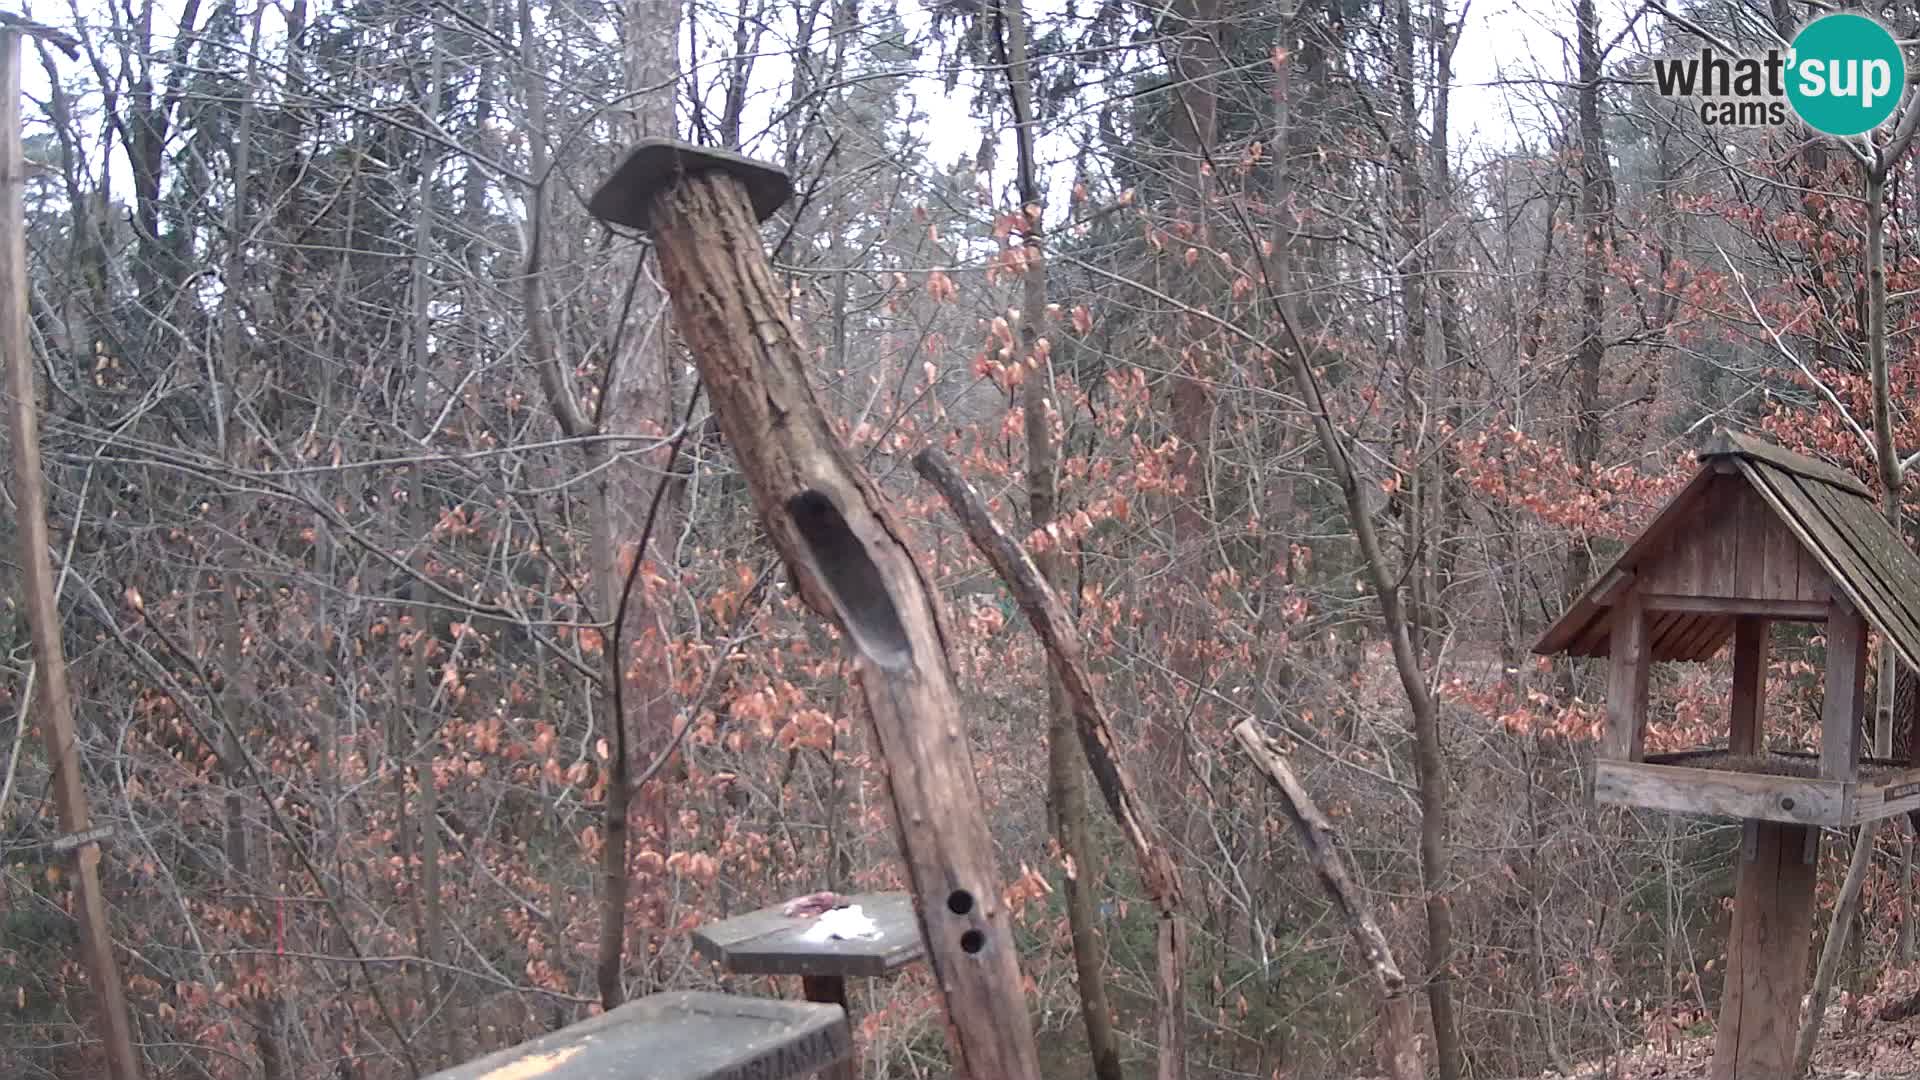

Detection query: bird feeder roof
xmin=1534 ymin=430 xmax=1920 ymax=672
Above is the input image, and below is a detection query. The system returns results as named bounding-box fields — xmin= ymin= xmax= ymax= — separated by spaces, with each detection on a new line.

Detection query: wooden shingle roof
xmin=1534 ymin=430 xmax=1920 ymax=672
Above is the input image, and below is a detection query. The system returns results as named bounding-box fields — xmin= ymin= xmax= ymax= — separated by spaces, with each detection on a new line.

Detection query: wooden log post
xmin=1710 ymin=606 xmax=1860 ymax=1079
xmin=1729 ymin=617 xmax=1768 ymax=756
xmin=800 ymin=976 xmax=854 ymax=1080
xmin=589 ymin=140 xmax=1042 ymax=1080
xmin=1713 ymin=820 xmax=1819 ymax=1080
xmin=1821 ymin=597 xmax=1868 ymax=782
xmin=1604 ymin=591 xmax=1651 ymax=762
xmin=914 ymin=448 xmax=1188 ymax=1080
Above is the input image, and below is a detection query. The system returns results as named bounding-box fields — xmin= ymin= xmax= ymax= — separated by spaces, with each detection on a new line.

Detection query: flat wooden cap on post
xmin=589 ymin=138 xmax=794 ymax=231
xmin=591 ymin=141 xmax=1044 ymax=1079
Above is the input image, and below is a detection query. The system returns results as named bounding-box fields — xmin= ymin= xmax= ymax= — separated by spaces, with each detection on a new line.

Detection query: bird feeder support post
xmin=589 ymin=140 xmax=1042 ymax=1080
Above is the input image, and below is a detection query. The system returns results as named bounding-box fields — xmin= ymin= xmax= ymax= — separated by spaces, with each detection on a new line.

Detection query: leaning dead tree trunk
xmin=915 ymin=448 xmax=1187 ymax=1080
xmin=1232 ymin=720 xmax=1421 ymax=1080
xmin=589 ymin=142 xmax=1042 ymax=1080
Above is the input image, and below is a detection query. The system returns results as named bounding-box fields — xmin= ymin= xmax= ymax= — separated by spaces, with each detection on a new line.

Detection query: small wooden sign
xmin=1884 ymin=781 xmax=1920 ymax=802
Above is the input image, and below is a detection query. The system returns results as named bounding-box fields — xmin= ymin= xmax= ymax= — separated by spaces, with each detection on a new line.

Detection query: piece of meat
xmin=781 ymin=891 xmax=844 ymax=918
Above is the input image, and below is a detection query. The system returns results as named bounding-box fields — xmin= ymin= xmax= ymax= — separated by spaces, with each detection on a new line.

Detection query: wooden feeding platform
xmin=1596 ymin=747 xmax=1920 ymax=827
xmin=692 ymin=891 xmax=925 ymax=978
xmin=1536 ymin=430 xmax=1920 ymax=1080
xmin=423 ymin=990 xmax=850 ymax=1080
xmin=692 ymin=892 xmax=925 ymax=1080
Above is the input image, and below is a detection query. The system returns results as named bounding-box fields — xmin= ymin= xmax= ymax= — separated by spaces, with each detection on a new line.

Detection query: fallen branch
xmin=1232 ymin=719 xmax=1422 ymax=1080
xmin=913 ymin=448 xmax=1187 ymax=1079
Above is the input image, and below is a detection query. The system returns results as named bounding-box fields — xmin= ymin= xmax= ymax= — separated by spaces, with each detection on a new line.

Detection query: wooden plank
xmin=1640 ymin=596 xmax=1827 ymax=620
xmin=1605 ymin=592 xmax=1651 ymax=761
xmin=1678 ymin=614 xmax=1733 ymax=661
xmin=1652 ymin=610 xmax=1698 ymax=662
xmin=1730 ymin=618 xmax=1769 ymax=755
xmin=1742 ymin=464 xmax=1920 ymax=671
xmin=1707 ymin=476 xmax=1744 ymax=596
xmin=425 ymin=991 xmax=850 ymax=1080
xmin=1851 ymin=765 xmax=1920 ymax=825
xmin=1747 ymin=472 xmax=1824 ymax=602
xmin=1711 ymin=822 xmax=1821 ymax=1080
xmin=1593 ymin=761 xmax=1847 ymax=826
xmin=1534 ymin=466 xmax=1718 ymax=655
xmin=692 ymin=892 xmax=926 ymax=977
xmin=1702 ymin=429 xmax=1873 ymax=497
xmin=1790 ymin=476 xmax=1920 ymax=670
xmin=1735 ymin=484 xmax=1779 ymax=599
xmin=1821 ymin=597 xmax=1867 ymax=782
xmin=1574 ymin=604 xmax=1625 ymax=657
xmin=1808 ymin=482 xmax=1920 ymax=674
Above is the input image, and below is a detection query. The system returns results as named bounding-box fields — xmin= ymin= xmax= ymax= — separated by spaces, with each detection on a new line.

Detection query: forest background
xmin=4 ymin=0 xmax=1919 ymax=1075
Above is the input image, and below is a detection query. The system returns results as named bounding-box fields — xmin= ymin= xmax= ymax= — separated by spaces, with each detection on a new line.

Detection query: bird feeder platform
xmin=692 ymin=891 xmax=925 ymax=1080
xmin=1597 ymin=748 xmax=1920 ymax=827
xmin=1537 ymin=430 xmax=1920 ymax=1080
xmin=423 ymin=990 xmax=850 ymax=1080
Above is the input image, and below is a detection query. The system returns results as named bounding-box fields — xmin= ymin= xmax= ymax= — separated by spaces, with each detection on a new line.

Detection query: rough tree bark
xmin=992 ymin=0 xmax=1123 ymax=1076
xmin=614 ymin=151 xmax=1043 ymax=1079
xmin=608 ymin=0 xmax=684 ymax=995
xmin=916 ymin=447 xmax=1188 ymax=1080
xmin=518 ymin=0 xmax=681 ymax=1008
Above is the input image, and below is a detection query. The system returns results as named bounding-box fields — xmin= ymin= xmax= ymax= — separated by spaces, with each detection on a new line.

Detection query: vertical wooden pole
xmin=1730 ymin=617 xmax=1769 ymax=755
xmin=1822 ymin=598 xmax=1868 ymax=781
xmin=1604 ymin=591 xmax=1650 ymax=762
xmin=1711 ymin=821 xmax=1819 ymax=1080
xmin=0 ymin=29 xmax=143 ymax=1080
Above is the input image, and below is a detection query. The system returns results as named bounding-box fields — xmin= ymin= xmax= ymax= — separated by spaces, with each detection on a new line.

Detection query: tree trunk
xmin=636 ymin=160 xmax=1044 ymax=1079
xmin=995 ymin=1 xmax=1125 ymax=1076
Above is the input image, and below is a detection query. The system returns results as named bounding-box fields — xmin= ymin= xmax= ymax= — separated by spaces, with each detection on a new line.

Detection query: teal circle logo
xmin=1787 ymin=13 xmax=1906 ymax=136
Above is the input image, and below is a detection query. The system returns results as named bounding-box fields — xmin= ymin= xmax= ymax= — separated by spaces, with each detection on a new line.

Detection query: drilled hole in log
xmin=946 ymin=889 xmax=974 ymax=915
xmin=787 ymin=490 xmax=912 ymax=671
xmin=960 ymin=929 xmax=986 ymax=955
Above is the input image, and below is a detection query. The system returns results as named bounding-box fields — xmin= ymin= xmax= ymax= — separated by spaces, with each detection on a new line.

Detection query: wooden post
xmin=1730 ymin=617 xmax=1768 ymax=755
xmin=1822 ymin=597 xmax=1868 ymax=781
xmin=1 ymin=27 xmax=143 ymax=1080
xmin=1605 ymin=591 xmax=1650 ymax=761
xmin=800 ymin=976 xmax=855 ymax=1080
xmin=589 ymin=140 xmax=1042 ymax=1079
xmin=1712 ymin=821 xmax=1819 ymax=1080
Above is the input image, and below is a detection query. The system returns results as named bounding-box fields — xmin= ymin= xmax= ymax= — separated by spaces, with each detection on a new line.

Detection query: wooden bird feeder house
xmin=1537 ymin=429 xmax=1920 ymax=1079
